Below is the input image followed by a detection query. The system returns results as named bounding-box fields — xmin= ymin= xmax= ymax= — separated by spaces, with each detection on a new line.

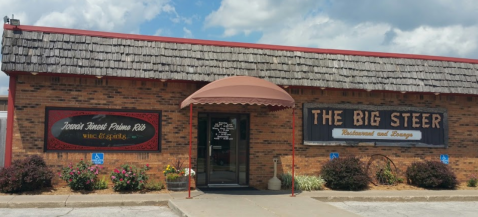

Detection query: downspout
xmin=4 ymin=75 xmax=16 ymax=167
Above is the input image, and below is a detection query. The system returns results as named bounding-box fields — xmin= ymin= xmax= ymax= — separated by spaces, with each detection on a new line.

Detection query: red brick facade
xmin=11 ymin=74 xmax=478 ymax=188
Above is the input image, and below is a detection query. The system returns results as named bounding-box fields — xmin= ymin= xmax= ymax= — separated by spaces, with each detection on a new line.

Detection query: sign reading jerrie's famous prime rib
xmin=45 ymin=107 xmax=161 ymax=152
xmin=303 ymin=103 xmax=448 ymax=147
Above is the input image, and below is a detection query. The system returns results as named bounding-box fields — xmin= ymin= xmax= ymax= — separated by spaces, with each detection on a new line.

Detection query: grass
xmin=145 ymin=181 xmax=164 ymax=191
xmin=93 ymin=176 xmax=108 ymax=190
xmin=280 ymin=172 xmax=326 ymax=191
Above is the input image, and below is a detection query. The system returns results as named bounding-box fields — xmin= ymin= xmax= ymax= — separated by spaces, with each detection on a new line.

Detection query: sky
xmin=1 ymin=0 xmax=478 ymax=95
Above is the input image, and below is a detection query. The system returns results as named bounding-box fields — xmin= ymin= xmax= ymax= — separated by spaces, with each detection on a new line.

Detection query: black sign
xmin=45 ymin=107 xmax=161 ymax=152
xmin=303 ymin=103 xmax=448 ymax=147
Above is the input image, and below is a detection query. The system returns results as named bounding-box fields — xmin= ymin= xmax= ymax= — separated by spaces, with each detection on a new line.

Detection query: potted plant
xmin=163 ymin=159 xmax=195 ymax=191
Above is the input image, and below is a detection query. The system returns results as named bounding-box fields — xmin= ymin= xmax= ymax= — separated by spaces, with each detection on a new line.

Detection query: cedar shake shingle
xmin=2 ymin=29 xmax=478 ymax=95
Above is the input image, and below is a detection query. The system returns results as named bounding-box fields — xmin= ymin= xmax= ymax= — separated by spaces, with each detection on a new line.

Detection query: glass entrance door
xmin=209 ymin=116 xmax=237 ymax=184
xmin=196 ymin=113 xmax=249 ymax=186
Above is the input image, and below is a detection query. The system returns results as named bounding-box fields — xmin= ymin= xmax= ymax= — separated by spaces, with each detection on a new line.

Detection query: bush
xmin=94 ymin=176 xmax=108 ymax=190
xmin=60 ymin=159 xmax=102 ymax=191
xmin=281 ymin=173 xmax=325 ymax=191
xmin=467 ymin=174 xmax=477 ymax=187
xmin=0 ymin=161 xmax=23 ymax=193
xmin=406 ymin=161 xmax=458 ymax=189
xmin=0 ymin=155 xmax=54 ymax=193
xmin=320 ymin=157 xmax=369 ymax=191
xmin=145 ymin=180 xmax=164 ymax=191
xmin=110 ymin=164 xmax=150 ymax=191
xmin=375 ymin=161 xmax=399 ymax=185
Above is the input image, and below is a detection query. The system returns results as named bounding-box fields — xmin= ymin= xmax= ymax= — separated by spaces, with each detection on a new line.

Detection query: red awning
xmin=181 ymin=76 xmax=297 ymax=197
xmin=180 ymin=76 xmax=295 ymax=109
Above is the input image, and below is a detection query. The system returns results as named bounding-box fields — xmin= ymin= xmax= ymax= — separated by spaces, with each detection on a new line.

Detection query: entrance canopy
xmin=180 ymin=76 xmax=297 ymax=198
xmin=180 ymin=76 xmax=295 ymax=109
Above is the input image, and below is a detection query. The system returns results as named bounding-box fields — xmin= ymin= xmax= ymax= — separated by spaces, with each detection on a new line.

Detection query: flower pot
xmin=166 ymin=180 xmax=188 ymax=191
xmin=166 ymin=176 xmax=188 ymax=191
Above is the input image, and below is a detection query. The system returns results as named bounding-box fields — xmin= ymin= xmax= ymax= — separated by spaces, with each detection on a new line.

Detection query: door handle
xmin=209 ymin=145 xmax=212 ymax=156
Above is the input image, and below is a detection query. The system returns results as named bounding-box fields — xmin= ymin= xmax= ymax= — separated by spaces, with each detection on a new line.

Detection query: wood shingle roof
xmin=2 ymin=25 xmax=478 ymax=95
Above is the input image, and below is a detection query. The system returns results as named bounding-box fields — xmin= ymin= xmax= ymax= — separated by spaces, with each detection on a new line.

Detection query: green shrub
xmin=406 ymin=161 xmax=458 ymax=189
xmin=94 ymin=176 xmax=108 ymax=190
xmin=280 ymin=173 xmax=325 ymax=191
xmin=166 ymin=173 xmax=183 ymax=182
xmin=110 ymin=164 xmax=150 ymax=191
xmin=396 ymin=177 xmax=404 ymax=183
xmin=320 ymin=157 xmax=369 ymax=191
xmin=145 ymin=180 xmax=164 ymax=191
xmin=0 ymin=155 xmax=54 ymax=193
xmin=60 ymin=159 xmax=102 ymax=191
xmin=466 ymin=174 xmax=477 ymax=187
xmin=376 ymin=161 xmax=399 ymax=185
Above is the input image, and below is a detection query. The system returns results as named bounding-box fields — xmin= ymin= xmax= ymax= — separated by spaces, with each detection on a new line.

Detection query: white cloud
xmin=257 ymin=16 xmax=478 ymax=58
xmin=183 ymin=27 xmax=193 ymax=38
xmin=0 ymin=86 xmax=7 ymax=95
xmin=0 ymin=62 xmax=9 ymax=95
xmin=154 ymin=28 xmax=163 ymax=36
xmin=389 ymin=25 xmax=478 ymax=57
xmin=171 ymin=16 xmax=193 ymax=25
xmin=258 ymin=16 xmax=391 ymax=51
xmin=205 ymin=0 xmax=319 ymax=37
xmin=324 ymin=0 xmax=478 ymax=31
xmin=205 ymin=0 xmax=478 ymax=58
xmin=0 ymin=0 xmax=173 ymax=34
xmin=0 ymin=0 xmax=175 ymax=94
xmin=166 ymin=4 xmax=196 ymax=25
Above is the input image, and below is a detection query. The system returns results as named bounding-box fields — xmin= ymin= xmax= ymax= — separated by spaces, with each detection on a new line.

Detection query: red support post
xmin=187 ymin=103 xmax=193 ymax=199
xmin=4 ymin=75 xmax=17 ymax=167
xmin=291 ymin=108 xmax=295 ymax=197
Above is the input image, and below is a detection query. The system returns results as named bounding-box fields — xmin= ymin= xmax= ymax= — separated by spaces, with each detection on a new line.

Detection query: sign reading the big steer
xmin=303 ymin=103 xmax=447 ymax=147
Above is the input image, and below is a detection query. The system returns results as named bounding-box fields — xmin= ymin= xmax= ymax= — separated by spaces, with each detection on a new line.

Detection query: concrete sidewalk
xmin=167 ymin=190 xmax=478 ymax=217
xmin=0 ymin=190 xmax=477 ymax=216
xmin=169 ymin=191 xmax=360 ymax=217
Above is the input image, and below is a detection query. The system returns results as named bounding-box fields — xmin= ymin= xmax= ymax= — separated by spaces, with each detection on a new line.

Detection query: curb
xmin=312 ymin=195 xmax=478 ymax=202
xmin=0 ymin=198 xmax=169 ymax=208
xmin=168 ymin=200 xmax=189 ymax=217
xmin=2 ymin=195 xmax=478 ymax=209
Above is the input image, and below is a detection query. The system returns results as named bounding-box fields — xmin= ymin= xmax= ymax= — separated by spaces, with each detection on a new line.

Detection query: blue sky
xmin=139 ymin=0 xmax=263 ymax=43
xmin=1 ymin=0 xmax=478 ymax=94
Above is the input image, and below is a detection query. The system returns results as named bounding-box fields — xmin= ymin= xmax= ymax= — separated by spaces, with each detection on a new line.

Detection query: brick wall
xmin=11 ymin=75 xmax=478 ymax=189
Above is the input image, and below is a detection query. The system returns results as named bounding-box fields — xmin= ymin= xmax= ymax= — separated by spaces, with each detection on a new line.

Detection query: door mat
xmin=197 ymin=186 xmax=258 ymax=192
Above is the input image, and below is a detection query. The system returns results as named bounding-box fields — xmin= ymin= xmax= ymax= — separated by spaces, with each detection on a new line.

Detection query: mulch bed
xmin=0 ymin=185 xmax=180 ymax=196
xmin=1 ymin=183 xmax=476 ymax=195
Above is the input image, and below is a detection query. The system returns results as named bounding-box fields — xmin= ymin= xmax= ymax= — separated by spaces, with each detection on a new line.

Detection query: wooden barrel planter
xmin=166 ymin=177 xmax=188 ymax=191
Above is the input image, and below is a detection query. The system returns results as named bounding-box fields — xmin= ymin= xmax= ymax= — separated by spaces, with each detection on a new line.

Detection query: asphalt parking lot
xmin=0 ymin=206 xmax=179 ymax=217
xmin=328 ymin=201 xmax=478 ymax=217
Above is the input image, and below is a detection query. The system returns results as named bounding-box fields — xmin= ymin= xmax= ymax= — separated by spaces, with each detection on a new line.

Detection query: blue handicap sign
xmin=330 ymin=152 xmax=339 ymax=160
xmin=440 ymin=154 xmax=449 ymax=164
xmin=92 ymin=153 xmax=104 ymax=165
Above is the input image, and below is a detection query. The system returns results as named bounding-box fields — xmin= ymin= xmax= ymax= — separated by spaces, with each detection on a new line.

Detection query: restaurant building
xmin=2 ymin=24 xmax=478 ymax=188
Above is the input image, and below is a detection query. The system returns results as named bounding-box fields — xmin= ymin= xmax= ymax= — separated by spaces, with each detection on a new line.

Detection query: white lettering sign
xmin=332 ymin=128 xmax=422 ymax=140
xmin=61 ymin=122 xmax=84 ymax=130
xmin=212 ymin=122 xmax=235 ymax=140
xmin=61 ymin=122 xmax=146 ymax=132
